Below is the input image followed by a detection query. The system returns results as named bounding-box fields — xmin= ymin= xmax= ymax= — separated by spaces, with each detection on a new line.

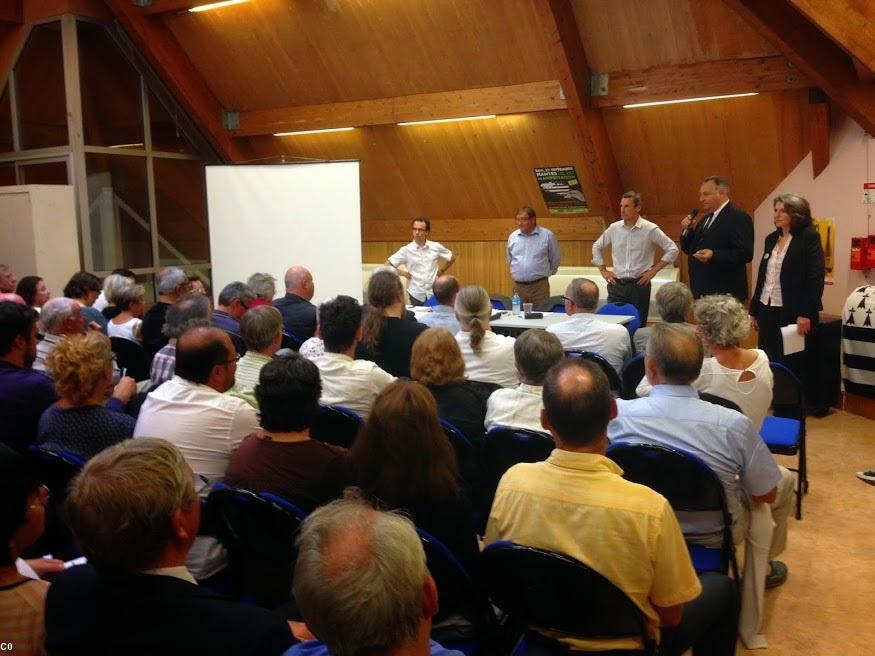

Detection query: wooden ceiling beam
xmin=137 ymin=1 xmax=200 ymax=16
xmin=103 ymin=0 xmax=247 ymax=162
xmin=0 ymin=1 xmax=23 ymax=24
xmin=787 ymin=0 xmax=875 ymax=77
xmin=235 ymin=81 xmax=566 ymax=137
xmin=725 ymin=0 xmax=875 ymax=137
xmin=592 ymin=56 xmax=809 ymax=108
xmin=534 ymin=0 xmax=622 ymax=216
xmin=0 ymin=25 xmax=26 ymax=86
xmin=23 ymin=0 xmax=108 ymax=21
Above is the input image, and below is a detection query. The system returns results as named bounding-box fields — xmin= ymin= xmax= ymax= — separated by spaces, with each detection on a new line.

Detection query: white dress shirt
xmin=484 ymin=383 xmax=547 ymax=434
xmin=455 ymin=330 xmax=518 ymax=388
xmin=313 ymin=351 xmax=396 ymax=418
xmin=388 ymin=239 xmax=453 ymax=302
xmin=758 ymin=237 xmax=792 ymax=307
xmin=591 ymin=216 xmax=679 ymax=278
xmin=546 ymin=314 xmax=631 ymax=374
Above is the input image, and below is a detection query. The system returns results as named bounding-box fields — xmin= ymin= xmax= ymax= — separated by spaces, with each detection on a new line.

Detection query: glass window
xmin=153 ymin=157 xmax=209 ymax=266
xmin=85 ymin=153 xmax=152 ymax=270
xmin=149 ymin=90 xmax=193 ymax=154
xmin=15 ymin=23 xmax=68 ymax=150
xmin=0 ymin=87 xmax=12 ymax=153
xmin=78 ymin=22 xmax=144 ymax=149
xmin=19 ymin=160 xmax=69 ymax=185
xmin=0 ymin=164 xmax=15 ymax=186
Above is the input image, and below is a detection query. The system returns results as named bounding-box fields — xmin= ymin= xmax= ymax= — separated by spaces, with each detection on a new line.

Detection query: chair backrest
xmin=565 ymin=350 xmax=623 ymax=396
xmin=310 ymin=404 xmax=363 ymax=449
xmin=770 ymin=361 xmax=806 ymax=421
xmin=480 ymin=542 xmax=655 ymax=653
xmin=25 ymin=447 xmax=86 ymax=560
xmin=596 ymin=302 xmax=641 ymax=334
xmin=538 ymin=296 xmax=565 ymax=313
xmin=417 ymin=527 xmax=477 ymax=623
xmin=489 ymin=293 xmax=512 ymax=311
xmin=281 ymin=331 xmax=304 ymax=351
xmin=110 ymin=337 xmax=149 ymax=381
xmin=208 ymin=485 xmax=304 ymax=608
xmin=620 ymin=353 xmax=645 ymax=400
xmin=699 ymin=392 xmax=742 ymax=413
xmin=424 ymin=295 xmax=439 ymax=307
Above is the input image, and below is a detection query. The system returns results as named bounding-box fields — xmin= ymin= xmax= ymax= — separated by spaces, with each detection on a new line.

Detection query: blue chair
xmin=606 ymin=442 xmax=739 ymax=582
xmin=759 ymin=362 xmax=807 ymax=520
xmin=700 ymin=392 xmax=742 ymax=413
xmin=310 ymin=404 xmax=363 ymax=449
xmin=538 ymin=296 xmax=565 ymax=313
xmin=565 ymin=350 xmax=623 ymax=397
xmin=597 ymin=302 xmax=641 ymax=334
xmin=619 ymin=353 xmax=644 ymax=400
xmin=440 ymin=419 xmax=483 ymax=517
xmin=425 ymin=295 xmax=439 ymax=307
xmin=25 ymin=447 xmax=86 ymax=560
xmin=259 ymin=492 xmax=308 ymax=520
xmin=480 ymin=541 xmax=657 ymax=655
xmin=489 ymin=293 xmax=513 ymax=311
xmin=281 ymin=331 xmax=305 ymax=351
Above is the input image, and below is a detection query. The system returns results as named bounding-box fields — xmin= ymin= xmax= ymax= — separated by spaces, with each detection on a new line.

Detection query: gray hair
xmin=64 ymin=438 xmax=194 ymax=576
xmin=702 ymin=175 xmax=730 ymax=194
xmin=162 ymin=294 xmax=212 ymax=338
xmin=156 ymin=267 xmax=187 ymax=295
xmin=454 ymin=285 xmax=492 ymax=351
xmin=568 ymin=277 xmax=599 ymax=311
xmin=113 ymin=283 xmax=145 ymax=311
xmin=645 ymin=322 xmax=702 ymax=385
xmin=655 ymin=282 xmax=693 ymax=323
xmin=102 ymin=274 xmax=134 ymax=304
xmin=217 ymin=281 xmax=254 ymax=307
xmin=246 ymin=272 xmax=277 ymax=301
xmin=293 ymin=493 xmax=428 ymax=656
xmin=514 ymin=328 xmax=564 ymax=385
xmin=240 ymin=305 xmax=283 ymax=351
xmin=693 ymin=294 xmax=750 ymax=347
xmin=40 ymin=297 xmax=79 ymax=333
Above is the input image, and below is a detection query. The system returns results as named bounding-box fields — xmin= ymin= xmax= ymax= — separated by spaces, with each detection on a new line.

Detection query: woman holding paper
xmin=750 ymin=193 xmax=825 ymax=367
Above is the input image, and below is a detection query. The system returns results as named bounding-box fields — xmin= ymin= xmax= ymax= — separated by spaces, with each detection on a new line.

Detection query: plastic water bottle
xmin=511 ymin=293 xmax=521 ymax=316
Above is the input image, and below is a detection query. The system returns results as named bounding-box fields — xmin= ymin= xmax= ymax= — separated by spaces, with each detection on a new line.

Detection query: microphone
xmin=682 ymin=208 xmax=698 ymax=235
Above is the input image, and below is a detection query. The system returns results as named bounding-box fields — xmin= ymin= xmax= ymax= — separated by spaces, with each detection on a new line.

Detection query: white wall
xmin=752 ymin=116 xmax=875 ymax=315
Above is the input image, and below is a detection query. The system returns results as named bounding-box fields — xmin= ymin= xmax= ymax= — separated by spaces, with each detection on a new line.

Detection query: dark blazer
xmin=681 ymin=202 xmax=754 ymax=301
xmin=273 ymin=293 xmax=318 ymax=340
xmin=141 ymin=301 xmax=170 ymax=359
xmin=750 ymin=226 xmax=825 ymax=324
xmin=45 ymin=565 xmax=295 ymax=655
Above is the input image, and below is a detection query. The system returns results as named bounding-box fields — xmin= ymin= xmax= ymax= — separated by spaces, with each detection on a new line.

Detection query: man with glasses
xmin=211 ymin=281 xmax=255 ymax=356
xmin=507 ymin=206 xmax=560 ymax=308
xmin=385 ymin=216 xmax=455 ymax=306
xmin=143 ymin=266 xmax=190 ymax=360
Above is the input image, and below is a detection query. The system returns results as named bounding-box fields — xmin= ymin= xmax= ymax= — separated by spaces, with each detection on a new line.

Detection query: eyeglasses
xmin=561 ymin=295 xmax=572 ymax=302
xmin=219 ymin=354 xmax=241 ymax=365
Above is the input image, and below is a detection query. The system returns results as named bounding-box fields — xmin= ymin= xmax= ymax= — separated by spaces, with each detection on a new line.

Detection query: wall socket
xmin=864 ymin=191 xmax=875 ymax=204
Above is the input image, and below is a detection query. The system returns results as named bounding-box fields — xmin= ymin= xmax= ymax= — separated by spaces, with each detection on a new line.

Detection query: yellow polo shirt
xmin=485 ymin=449 xmax=702 ymax=651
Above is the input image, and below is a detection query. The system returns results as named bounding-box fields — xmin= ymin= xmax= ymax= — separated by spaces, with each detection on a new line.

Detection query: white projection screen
xmin=205 ymin=161 xmax=362 ymax=303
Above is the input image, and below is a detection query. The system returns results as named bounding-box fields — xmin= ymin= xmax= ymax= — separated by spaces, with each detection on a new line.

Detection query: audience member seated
xmin=418 ymin=275 xmax=461 ymax=334
xmin=357 ymin=269 xmax=427 ymax=377
xmin=0 ymin=445 xmax=51 ymax=655
xmin=188 ymin=276 xmax=208 ymax=297
xmin=484 ymin=328 xmax=563 ymax=434
xmin=486 ymin=358 xmax=739 ymax=655
xmin=38 ymin=332 xmax=137 ymax=460
xmin=229 ymin=305 xmax=284 ymax=407
xmin=609 ymin=323 xmax=793 ymax=645
xmin=33 ymin=297 xmax=86 ymax=374
xmin=0 ymin=303 xmax=56 ymax=451
xmin=106 ymin=283 xmax=146 ymax=345
xmin=247 ymin=272 xmax=277 ymax=306
xmin=142 ymin=267 xmax=189 ymax=359
xmin=93 ymin=268 xmax=135 ymax=314
xmin=274 ymin=266 xmax=318 ymax=340
xmin=225 ymin=354 xmax=346 ymax=511
xmin=633 ymin=281 xmax=693 ymax=355
xmin=64 ymin=271 xmax=107 ymax=333
xmin=150 ymin=293 xmax=212 ymax=388
xmin=44 ymin=438 xmax=295 ymax=655
xmin=212 ymin=282 xmax=255 ymax=356
xmin=0 ymin=293 xmax=24 ymax=305
xmin=637 ymin=295 xmax=773 ymax=429
xmin=546 ymin=277 xmax=631 ymax=374
xmin=287 ymin=494 xmax=464 ymax=656
xmin=454 ymin=285 xmax=517 ymax=388
xmin=410 ymin=327 xmax=497 ymax=443
xmin=346 ymin=381 xmax=478 ymax=573
xmin=312 ymin=295 xmax=394 ymax=419
xmin=16 ymin=276 xmax=50 ymax=312
xmin=0 ymin=264 xmax=17 ymax=293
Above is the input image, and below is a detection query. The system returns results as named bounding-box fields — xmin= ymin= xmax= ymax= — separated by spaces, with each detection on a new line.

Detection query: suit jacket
xmin=681 ymin=202 xmax=754 ymax=301
xmin=750 ymin=226 xmax=825 ymax=324
xmin=45 ymin=565 xmax=294 ymax=655
xmin=273 ymin=293 xmax=318 ymax=340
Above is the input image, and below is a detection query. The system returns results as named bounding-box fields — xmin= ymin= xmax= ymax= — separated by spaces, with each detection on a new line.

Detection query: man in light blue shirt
xmin=418 ymin=275 xmax=461 ymax=334
xmin=507 ymin=206 xmax=560 ymax=307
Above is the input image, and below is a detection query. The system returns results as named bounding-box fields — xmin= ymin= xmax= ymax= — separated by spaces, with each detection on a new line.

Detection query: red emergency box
xmin=851 ymin=236 xmax=868 ymax=270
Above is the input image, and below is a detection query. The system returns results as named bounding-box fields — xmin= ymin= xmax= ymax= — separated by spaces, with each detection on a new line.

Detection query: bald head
xmin=284 ymin=266 xmax=314 ymax=300
xmin=645 ymin=322 xmax=703 ymax=385
xmin=432 ymin=275 xmax=459 ymax=307
xmin=566 ymin=277 xmax=599 ymax=313
xmin=174 ymin=327 xmax=236 ymax=390
xmin=542 ymin=359 xmax=613 ymax=447
xmin=0 ymin=293 xmax=25 ymax=305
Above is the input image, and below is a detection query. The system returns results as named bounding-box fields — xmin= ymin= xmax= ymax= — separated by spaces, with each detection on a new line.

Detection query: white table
xmin=490 ymin=311 xmax=632 ymax=332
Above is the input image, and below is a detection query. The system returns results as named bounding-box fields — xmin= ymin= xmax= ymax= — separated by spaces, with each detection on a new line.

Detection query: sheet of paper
xmin=781 ymin=324 xmax=805 ymax=355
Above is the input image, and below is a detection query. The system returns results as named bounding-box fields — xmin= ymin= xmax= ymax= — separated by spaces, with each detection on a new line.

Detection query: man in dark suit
xmin=274 ymin=265 xmax=318 ymax=340
xmin=45 ymin=438 xmax=295 ymax=656
xmin=681 ymin=176 xmax=754 ymax=302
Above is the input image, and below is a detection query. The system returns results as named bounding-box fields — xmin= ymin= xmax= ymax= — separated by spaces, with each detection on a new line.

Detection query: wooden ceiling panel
xmin=602 ymin=89 xmax=810 ymax=215
xmin=162 ymin=0 xmax=557 ymax=111
xmin=571 ymin=0 xmax=778 ymax=72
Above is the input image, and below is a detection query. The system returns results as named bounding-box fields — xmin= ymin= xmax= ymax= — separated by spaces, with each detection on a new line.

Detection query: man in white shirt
xmin=546 ymin=277 xmax=632 ymax=374
xmin=592 ymin=191 xmax=678 ymax=323
xmin=385 ymin=216 xmax=455 ymax=306
xmin=312 ymin=295 xmax=395 ymax=418
xmin=485 ymin=328 xmax=564 ymax=434
xmin=418 ymin=275 xmax=461 ymax=334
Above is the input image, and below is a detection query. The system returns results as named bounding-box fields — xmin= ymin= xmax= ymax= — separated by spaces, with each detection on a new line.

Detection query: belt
xmin=514 ymin=277 xmax=547 ymax=285
xmin=614 ymin=277 xmax=644 ymax=284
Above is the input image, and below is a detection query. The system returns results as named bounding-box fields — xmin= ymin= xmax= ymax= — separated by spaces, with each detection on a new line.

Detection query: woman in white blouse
xmin=106 ymin=283 xmax=146 ymax=344
xmin=453 ymin=285 xmax=518 ymax=388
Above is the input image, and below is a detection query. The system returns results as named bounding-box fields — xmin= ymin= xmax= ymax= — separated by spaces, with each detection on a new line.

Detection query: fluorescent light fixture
xmin=273 ymin=127 xmax=355 ymax=137
xmin=189 ymin=0 xmax=250 ymax=13
xmin=397 ymin=114 xmax=496 ymax=126
xmin=623 ymin=92 xmax=759 ymax=109
xmin=108 ymin=143 xmax=144 ymax=149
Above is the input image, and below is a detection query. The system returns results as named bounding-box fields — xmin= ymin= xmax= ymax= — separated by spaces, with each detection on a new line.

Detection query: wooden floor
xmin=735 ymin=409 xmax=875 ymax=654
